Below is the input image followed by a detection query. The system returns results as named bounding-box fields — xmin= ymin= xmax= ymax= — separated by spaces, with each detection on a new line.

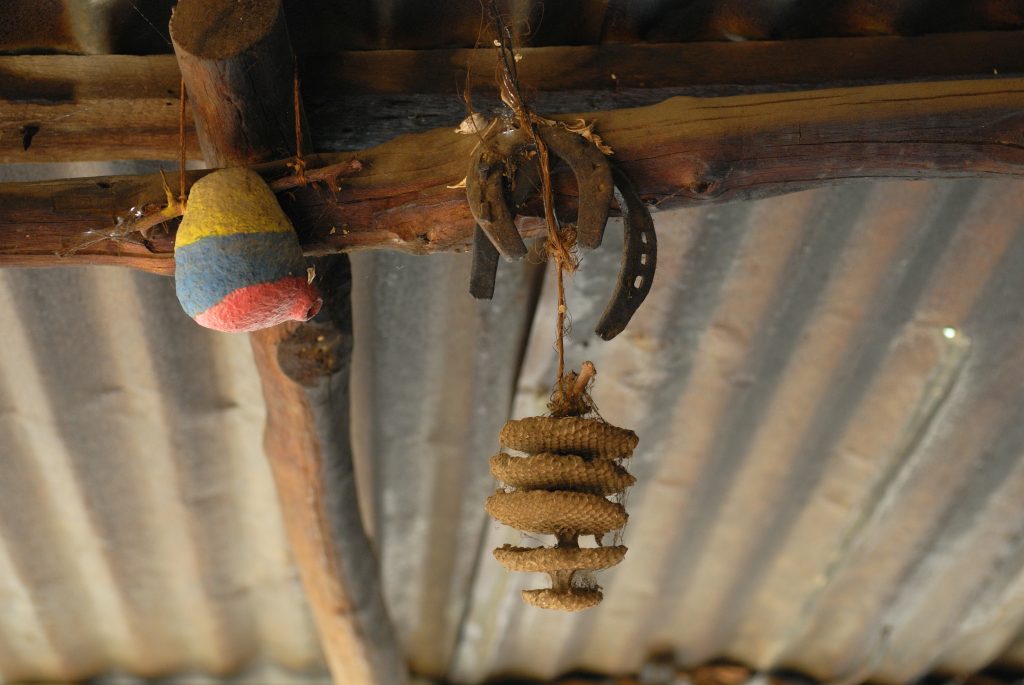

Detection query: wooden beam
xmin=304 ymin=30 xmax=1024 ymax=94
xmin=1 ymin=30 xmax=1022 ymax=161
xmin=169 ymin=2 xmax=409 ymax=684
xmin=0 ymin=55 xmax=200 ymax=162
xmin=2 ymin=77 xmax=1023 ymax=273
xmin=250 ymin=259 xmax=409 ymax=685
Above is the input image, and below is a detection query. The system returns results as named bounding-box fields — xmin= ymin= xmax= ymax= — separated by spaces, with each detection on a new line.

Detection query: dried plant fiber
xmin=500 ymin=416 xmax=638 ymax=459
xmin=522 ymin=588 xmax=603 ymax=611
xmin=486 ymin=490 xmax=627 ymax=536
xmin=490 ymin=452 xmax=635 ymax=494
xmin=493 ymin=544 xmax=627 ymax=572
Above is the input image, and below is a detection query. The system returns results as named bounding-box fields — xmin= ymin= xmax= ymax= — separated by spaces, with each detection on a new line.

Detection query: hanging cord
xmin=178 ymin=77 xmax=187 ymax=208
xmin=154 ymin=77 xmax=189 ymax=225
xmin=488 ymin=2 xmax=578 ymax=397
xmin=289 ymin=57 xmax=308 ymax=185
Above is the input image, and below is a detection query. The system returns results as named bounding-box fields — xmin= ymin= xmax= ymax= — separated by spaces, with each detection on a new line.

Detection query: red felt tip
xmin=194 ymin=276 xmax=322 ymax=332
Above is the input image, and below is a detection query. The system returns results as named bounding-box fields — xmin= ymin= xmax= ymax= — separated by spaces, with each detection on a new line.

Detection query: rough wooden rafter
xmin=1 ymin=30 xmax=1023 ymax=162
xmin=1 ymin=77 xmax=1023 ymax=274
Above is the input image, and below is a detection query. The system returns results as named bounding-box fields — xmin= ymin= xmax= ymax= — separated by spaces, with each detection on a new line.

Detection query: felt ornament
xmin=174 ymin=167 xmax=322 ymax=332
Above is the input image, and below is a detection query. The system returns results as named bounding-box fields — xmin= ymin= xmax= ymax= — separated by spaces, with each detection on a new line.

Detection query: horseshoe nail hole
xmin=633 ymin=276 xmax=644 ymax=289
xmin=640 ymin=254 xmax=648 ymax=265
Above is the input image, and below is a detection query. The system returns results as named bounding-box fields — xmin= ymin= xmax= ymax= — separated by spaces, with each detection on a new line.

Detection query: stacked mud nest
xmin=486 ymin=406 xmax=638 ymax=611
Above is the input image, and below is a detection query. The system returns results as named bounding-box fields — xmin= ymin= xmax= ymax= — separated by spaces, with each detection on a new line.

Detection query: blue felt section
xmin=175 ymin=230 xmax=306 ymax=317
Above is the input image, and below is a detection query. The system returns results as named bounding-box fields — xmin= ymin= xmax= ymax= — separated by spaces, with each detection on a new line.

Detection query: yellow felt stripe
xmin=175 ymin=167 xmax=294 ymax=248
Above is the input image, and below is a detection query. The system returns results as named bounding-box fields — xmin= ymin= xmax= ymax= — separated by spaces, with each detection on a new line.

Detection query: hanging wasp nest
xmin=486 ymin=364 xmax=637 ymax=611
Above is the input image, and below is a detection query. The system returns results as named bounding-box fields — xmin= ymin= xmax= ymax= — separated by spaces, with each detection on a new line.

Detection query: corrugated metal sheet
xmin=349 ymin=250 xmax=542 ymax=678
xmin=5 ymin=154 xmax=1024 ymax=684
xmin=0 ymin=162 xmax=328 ymax=684
xmin=349 ymin=179 xmax=1024 ymax=684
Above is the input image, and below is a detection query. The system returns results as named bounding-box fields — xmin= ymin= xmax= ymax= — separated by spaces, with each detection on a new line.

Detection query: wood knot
xmin=277 ymin=324 xmax=347 ymax=385
xmin=689 ymin=177 xmax=722 ymax=199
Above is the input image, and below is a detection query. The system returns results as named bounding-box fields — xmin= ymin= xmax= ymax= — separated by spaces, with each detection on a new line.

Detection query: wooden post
xmin=170 ymin=2 xmax=408 ymax=684
xmin=170 ymin=0 xmax=301 ymax=166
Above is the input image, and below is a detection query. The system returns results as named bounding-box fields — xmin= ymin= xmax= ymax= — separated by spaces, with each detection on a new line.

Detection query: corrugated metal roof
xmin=0 ymin=269 xmax=331 ymax=684
xmin=352 ymin=179 xmax=1024 ymax=684
xmin=5 ymin=5 xmax=1024 ymax=678
xmin=0 ymin=160 xmax=329 ymax=683
xmin=4 ymin=172 xmax=1024 ymax=683
xmin=349 ymin=250 xmax=543 ymax=678
xmin=0 ymin=264 xmax=330 ymax=680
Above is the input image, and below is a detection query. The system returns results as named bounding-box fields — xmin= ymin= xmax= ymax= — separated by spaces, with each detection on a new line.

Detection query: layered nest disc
xmin=487 ymin=415 xmax=637 ymax=611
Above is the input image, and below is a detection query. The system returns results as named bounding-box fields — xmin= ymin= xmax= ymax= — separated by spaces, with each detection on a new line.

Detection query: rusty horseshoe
xmin=466 ymin=124 xmax=657 ymax=340
xmin=466 ymin=124 xmax=613 ymax=258
xmin=595 ymin=167 xmax=657 ymax=340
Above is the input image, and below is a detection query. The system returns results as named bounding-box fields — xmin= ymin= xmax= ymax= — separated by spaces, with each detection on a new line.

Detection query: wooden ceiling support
xmin=2 ymin=30 xmax=1024 ymax=162
xmin=1 ymin=77 xmax=1023 ymax=274
xmin=169 ymin=2 xmax=408 ymax=684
